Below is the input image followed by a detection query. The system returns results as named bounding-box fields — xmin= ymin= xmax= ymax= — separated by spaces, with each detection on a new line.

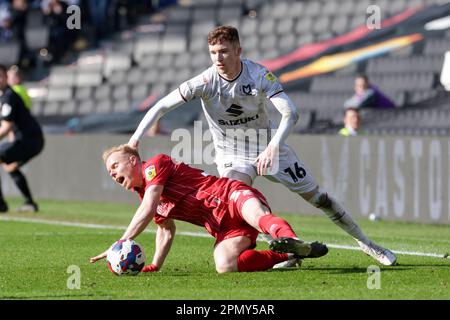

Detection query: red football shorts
xmin=214 ymin=184 xmax=271 ymax=248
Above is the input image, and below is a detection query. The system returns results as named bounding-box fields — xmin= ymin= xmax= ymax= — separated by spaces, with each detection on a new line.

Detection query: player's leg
xmin=1 ymin=139 xmax=43 ymax=212
xmin=213 ymin=235 xmax=289 ymax=273
xmin=222 ymin=170 xmax=253 ymax=186
xmin=236 ymin=191 xmax=328 ymax=259
xmin=3 ymin=163 xmax=38 ymax=212
xmin=269 ymin=144 xmax=396 ymax=265
xmin=303 ymin=186 xmax=396 ymax=265
xmin=0 ymin=142 xmax=16 ymax=212
xmin=216 ymin=155 xmax=256 ymax=186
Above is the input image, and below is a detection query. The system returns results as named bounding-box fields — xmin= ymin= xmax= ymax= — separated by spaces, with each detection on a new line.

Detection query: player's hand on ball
xmin=128 ymin=138 xmax=140 ymax=150
xmin=90 ymin=250 xmax=108 ymax=263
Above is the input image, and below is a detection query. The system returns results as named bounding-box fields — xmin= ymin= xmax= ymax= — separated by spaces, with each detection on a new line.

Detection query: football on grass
xmin=106 ymin=239 xmax=146 ymax=276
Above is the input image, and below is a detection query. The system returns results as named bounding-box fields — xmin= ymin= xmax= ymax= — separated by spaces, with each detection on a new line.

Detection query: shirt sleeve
xmin=261 ymin=69 xmax=284 ymax=99
xmin=1 ymin=96 xmax=16 ymax=122
xmin=178 ymin=71 xmax=208 ymax=101
xmin=143 ymin=154 xmax=176 ymax=190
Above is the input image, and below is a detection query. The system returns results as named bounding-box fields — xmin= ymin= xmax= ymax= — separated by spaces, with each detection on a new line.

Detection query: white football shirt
xmin=178 ymin=59 xmax=284 ymax=159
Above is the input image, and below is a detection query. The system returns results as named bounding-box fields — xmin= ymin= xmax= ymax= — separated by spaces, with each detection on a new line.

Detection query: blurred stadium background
xmin=2 ymin=0 xmax=449 ymax=135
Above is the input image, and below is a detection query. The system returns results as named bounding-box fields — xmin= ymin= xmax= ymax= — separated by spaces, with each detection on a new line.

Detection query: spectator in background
xmin=87 ymin=0 xmax=110 ymax=46
xmin=339 ymin=107 xmax=363 ymax=137
xmin=0 ymin=64 xmax=44 ymax=213
xmin=7 ymin=65 xmax=32 ymax=110
xmin=0 ymin=2 xmax=13 ymax=42
xmin=344 ymin=74 xmax=395 ymax=109
xmin=10 ymin=0 xmax=29 ymax=65
xmin=42 ymin=0 xmax=70 ymax=63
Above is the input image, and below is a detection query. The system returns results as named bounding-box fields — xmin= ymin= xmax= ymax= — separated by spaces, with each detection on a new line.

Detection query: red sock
xmin=258 ymin=214 xmax=298 ymax=239
xmin=237 ymin=249 xmax=288 ymax=272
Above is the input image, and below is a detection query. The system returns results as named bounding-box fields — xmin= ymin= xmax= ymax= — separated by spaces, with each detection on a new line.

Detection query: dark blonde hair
xmin=207 ymin=26 xmax=240 ymax=47
xmin=102 ymin=144 xmax=140 ymax=163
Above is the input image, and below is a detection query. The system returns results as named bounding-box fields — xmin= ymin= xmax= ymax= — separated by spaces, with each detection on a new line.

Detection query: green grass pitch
xmin=0 ymin=198 xmax=449 ymax=300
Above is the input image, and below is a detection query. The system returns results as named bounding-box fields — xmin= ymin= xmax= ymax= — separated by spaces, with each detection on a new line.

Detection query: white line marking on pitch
xmin=1 ymin=216 xmax=449 ymax=259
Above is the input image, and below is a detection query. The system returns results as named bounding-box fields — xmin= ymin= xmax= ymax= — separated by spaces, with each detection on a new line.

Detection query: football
xmin=106 ymin=239 xmax=146 ymax=276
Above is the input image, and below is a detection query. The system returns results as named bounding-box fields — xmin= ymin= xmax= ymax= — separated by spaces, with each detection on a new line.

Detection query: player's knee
xmin=306 ymin=188 xmax=332 ymax=209
xmin=215 ymin=260 xmax=236 ymax=273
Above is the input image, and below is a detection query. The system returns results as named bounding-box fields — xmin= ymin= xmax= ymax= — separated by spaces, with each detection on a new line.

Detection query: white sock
xmin=308 ymin=191 xmax=371 ymax=245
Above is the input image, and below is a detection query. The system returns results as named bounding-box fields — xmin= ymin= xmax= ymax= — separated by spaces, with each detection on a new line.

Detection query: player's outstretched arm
xmin=128 ymin=89 xmax=186 ymax=149
xmin=147 ymin=219 xmax=176 ymax=271
xmin=121 ymin=185 xmax=164 ymax=240
xmin=0 ymin=120 xmax=14 ymax=141
xmin=90 ymin=250 xmax=108 ymax=263
xmin=255 ymin=93 xmax=299 ymax=175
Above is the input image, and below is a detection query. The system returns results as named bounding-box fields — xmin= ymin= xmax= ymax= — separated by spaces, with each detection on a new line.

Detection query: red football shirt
xmin=134 ymin=154 xmax=249 ymax=235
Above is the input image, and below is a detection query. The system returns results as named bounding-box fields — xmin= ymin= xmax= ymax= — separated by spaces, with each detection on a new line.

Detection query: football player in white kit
xmin=128 ymin=26 xmax=397 ymax=266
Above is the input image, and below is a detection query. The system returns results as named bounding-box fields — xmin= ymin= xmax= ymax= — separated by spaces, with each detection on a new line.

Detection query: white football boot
xmin=357 ymin=240 xmax=397 ymax=266
xmin=272 ymin=254 xmax=302 ymax=270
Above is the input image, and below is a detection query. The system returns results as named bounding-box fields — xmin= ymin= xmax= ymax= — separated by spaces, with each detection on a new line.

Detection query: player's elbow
xmin=283 ymin=108 xmax=299 ymax=125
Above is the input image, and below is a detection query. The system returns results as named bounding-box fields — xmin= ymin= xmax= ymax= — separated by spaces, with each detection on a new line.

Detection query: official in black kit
xmin=0 ymin=65 xmax=44 ymax=213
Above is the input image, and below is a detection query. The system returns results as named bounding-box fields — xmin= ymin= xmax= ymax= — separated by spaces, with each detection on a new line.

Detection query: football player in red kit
xmin=90 ymin=145 xmax=328 ymax=273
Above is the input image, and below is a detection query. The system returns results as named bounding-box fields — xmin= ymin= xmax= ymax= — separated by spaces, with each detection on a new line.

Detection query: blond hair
xmin=102 ymin=144 xmax=140 ymax=163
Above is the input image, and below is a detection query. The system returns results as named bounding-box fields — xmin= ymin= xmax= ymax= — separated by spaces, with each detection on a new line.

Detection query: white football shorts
xmin=215 ymin=143 xmax=318 ymax=194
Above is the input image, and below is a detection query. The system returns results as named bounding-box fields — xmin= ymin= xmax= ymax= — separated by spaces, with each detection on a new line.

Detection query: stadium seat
xmin=218 ymin=6 xmax=243 ymax=25
xmin=131 ymin=84 xmax=149 ymax=101
xmin=125 ymin=68 xmax=143 ymax=85
xmin=271 ymin=1 xmax=289 ymax=19
xmin=108 ymin=70 xmax=127 ymax=85
xmin=285 ymin=1 xmax=305 ymax=18
xmin=46 ymin=87 xmax=73 ymax=102
xmin=42 ymin=101 xmax=60 ymax=116
xmin=304 ymin=1 xmax=321 ymax=16
xmin=0 ymin=41 xmax=20 ymax=66
xmin=168 ymin=21 xmax=190 ymax=36
xmin=240 ymin=18 xmax=258 ymax=37
xmin=133 ymin=35 xmax=160 ymax=63
xmin=161 ymin=35 xmax=187 ymax=53
xmin=74 ymin=87 xmax=94 ymax=101
xmin=276 ymin=18 xmax=294 ymax=35
xmin=103 ymin=53 xmax=132 ymax=78
xmin=259 ymin=35 xmax=278 ymax=52
xmin=192 ymin=7 xmax=216 ymax=23
xmin=258 ymin=19 xmax=275 ymax=35
xmin=31 ymin=101 xmax=44 ymax=117
xmin=95 ymin=99 xmax=113 ymax=114
xmin=78 ymin=100 xmax=96 ymax=115
xmin=155 ymin=53 xmax=174 ymax=70
xmin=135 ymin=54 xmax=158 ymax=68
xmin=278 ymin=34 xmax=296 ymax=53
xmin=174 ymin=52 xmax=192 ymax=69
xmin=331 ymin=16 xmax=349 ymax=35
xmin=113 ymin=99 xmax=130 ymax=113
xmin=48 ymin=70 xmax=75 ymax=87
xmin=25 ymin=26 xmax=50 ymax=51
xmin=59 ymin=101 xmax=78 ymax=116
xmin=313 ymin=17 xmax=331 ymax=34
xmin=75 ymin=71 xmax=103 ymax=87
xmin=112 ymin=85 xmax=130 ymax=101
xmin=26 ymin=9 xmax=45 ymax=27
xmin=94 ymin=84 xmax=112 ymax=101
xmin=166 ymin=6 xmax=192 ymax=23
xmin=322 ymin=1 xmax=339 ymax=16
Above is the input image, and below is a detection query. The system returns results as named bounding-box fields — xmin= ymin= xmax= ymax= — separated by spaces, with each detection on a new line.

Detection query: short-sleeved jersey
xmin=178 ymin=59 xmax=284 ymax=160
xmin=134 ymin=154 xmax=253 ymax=235
xmin=0 ymin=86 xmax=43 ymax=140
